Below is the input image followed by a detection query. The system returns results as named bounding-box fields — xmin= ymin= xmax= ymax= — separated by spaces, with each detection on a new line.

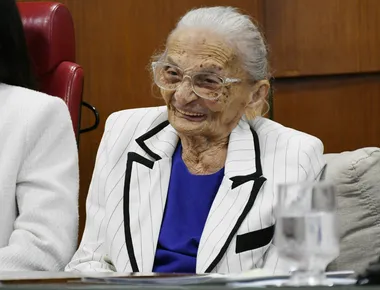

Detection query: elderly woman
xmin=67 ymin=7 xmax=325 ymax=274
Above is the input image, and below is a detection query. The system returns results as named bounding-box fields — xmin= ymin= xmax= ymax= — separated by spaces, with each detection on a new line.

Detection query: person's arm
xmin=263 ymin=135 xmax=326 ymax=274
xmin=0 ymin=97 xmax=78 ymax=271
xmin=297 ymin=136 xmax=326 ymax=181
xmin=65 ymin=113 xmax=118 ymax=272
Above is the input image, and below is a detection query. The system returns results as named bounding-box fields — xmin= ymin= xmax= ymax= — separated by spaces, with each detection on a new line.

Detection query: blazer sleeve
xmin=65 ymin=113 xmax=118 ymax=272
xmin=0 ymin=97 xmax=79 ymax=271
xmin=297 ymin=135 xmax=326 ymax=181
xmin=262 ymin=134 xmax=326 ymax=275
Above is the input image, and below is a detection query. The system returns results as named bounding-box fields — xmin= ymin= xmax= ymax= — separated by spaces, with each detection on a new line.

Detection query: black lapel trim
xmin=251 ymin=128 xmax=263 ymax=175
xmin=205 ymin=176 xmax=267 ymax=273
xmin=205 ymin=128 xmax=266 ymax=273
xmin=230 ymin=172 xmax=259 ymax=189
xmin=230 ymin=128 xmax=263 ymax=189
xmin=236 ymin=224 xmax=275 ymax=254
xmin=135 ymin=120 xmax=170 ymax=161
xmin=123 ymin=152 xmax=154 ymax=273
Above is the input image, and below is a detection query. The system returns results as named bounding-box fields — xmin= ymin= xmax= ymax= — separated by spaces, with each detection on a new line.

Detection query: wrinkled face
xmin=159 ymin=28 xmax=256 ymax=140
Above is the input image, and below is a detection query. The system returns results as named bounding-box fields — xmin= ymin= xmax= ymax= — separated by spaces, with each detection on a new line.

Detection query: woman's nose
xmin=174 ymin=76 xmax=198 ymax=104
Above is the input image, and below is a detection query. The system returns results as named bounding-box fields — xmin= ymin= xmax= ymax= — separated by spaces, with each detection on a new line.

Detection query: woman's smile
xmin=174 ymin=106 xmax=208 ymax=122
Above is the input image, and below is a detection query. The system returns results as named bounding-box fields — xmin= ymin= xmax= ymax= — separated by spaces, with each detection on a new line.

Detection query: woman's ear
xmin=245 ymin=80 xmax=270 ymax=120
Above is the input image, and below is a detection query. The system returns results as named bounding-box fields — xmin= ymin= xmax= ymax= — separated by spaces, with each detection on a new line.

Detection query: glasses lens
xmin=153 ymin=63 xmax=182 ymax=90
xmin=193 ymin=73 xmax=223 ymax=100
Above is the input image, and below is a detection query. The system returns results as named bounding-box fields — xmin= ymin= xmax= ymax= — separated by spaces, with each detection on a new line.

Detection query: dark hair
xmin=0 ymin=0 xmax=36 ymax=89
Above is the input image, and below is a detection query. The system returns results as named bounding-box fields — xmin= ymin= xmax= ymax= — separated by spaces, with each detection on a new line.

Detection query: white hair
xmin=173 ymin=6 xmax=269 ymax=81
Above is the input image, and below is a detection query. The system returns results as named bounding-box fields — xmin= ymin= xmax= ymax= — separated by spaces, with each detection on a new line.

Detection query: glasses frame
xmin=151 ymin=61 xmax=241 ymax=100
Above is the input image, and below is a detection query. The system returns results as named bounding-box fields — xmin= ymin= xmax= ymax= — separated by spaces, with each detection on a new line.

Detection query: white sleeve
xmin=263 ymin=135 xmax=326 ymax=275
xmin=297 ymin=136 xmax=326 ymax=181
xmin=0 ymin=97 xmax=79 ymax=271
xmin=65 ymin=113 xmax=118 ymax=272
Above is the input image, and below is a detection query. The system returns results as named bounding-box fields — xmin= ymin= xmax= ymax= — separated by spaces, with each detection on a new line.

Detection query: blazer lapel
xmin=197 ymin=119 xmax=267 ymax=273
xmin=123 ymin=120 xmax=178 ymax=273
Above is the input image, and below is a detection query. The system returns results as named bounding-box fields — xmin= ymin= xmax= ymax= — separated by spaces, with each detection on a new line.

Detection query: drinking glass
xmin=275 ymin=181 xmax=340 ymax=286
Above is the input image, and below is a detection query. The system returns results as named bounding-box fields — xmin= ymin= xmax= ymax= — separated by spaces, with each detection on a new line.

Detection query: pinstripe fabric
xmin=66 ymin=106 xmax=325 ymax=274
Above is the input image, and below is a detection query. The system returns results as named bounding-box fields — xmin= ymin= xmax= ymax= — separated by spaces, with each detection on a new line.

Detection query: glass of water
xmin=275 ymin=181 xmax=339 ymax=286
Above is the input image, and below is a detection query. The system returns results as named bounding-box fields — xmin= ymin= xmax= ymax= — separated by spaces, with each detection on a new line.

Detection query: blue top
xmin=152 ymin=142 xmax=225 ymax=273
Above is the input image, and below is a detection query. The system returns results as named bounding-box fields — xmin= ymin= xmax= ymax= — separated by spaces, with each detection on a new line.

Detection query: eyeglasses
xmin=151 ymin=61 xmax=241 ymax=100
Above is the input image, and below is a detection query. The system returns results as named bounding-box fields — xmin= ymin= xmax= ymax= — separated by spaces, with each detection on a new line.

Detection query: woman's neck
xmin=179 ymin=134 xmax=229 ymax=175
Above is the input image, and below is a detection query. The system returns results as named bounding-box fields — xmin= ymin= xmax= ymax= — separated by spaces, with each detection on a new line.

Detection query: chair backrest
xmin=17 ymin=2 xmax=83 ymax=140
xmin=323 ymin=147 xmax=380 ymax=273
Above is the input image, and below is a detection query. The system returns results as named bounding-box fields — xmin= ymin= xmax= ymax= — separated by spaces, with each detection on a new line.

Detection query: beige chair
xmin=323 ymin=147 xmax=380 ymax=273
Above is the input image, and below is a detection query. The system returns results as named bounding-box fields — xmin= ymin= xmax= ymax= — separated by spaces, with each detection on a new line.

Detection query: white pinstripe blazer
xmin=66 ymin=106 xmax=325 ymax=274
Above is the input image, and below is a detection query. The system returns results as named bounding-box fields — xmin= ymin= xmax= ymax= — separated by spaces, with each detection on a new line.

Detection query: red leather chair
xmin=17 ymin=2 xmax=84 ymax=141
